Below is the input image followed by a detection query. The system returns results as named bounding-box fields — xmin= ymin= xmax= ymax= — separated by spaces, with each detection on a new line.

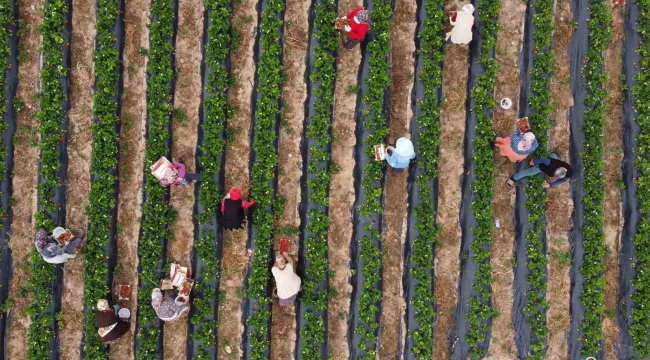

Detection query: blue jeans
xmin=512 ymin=153 xmax=557 ymax=181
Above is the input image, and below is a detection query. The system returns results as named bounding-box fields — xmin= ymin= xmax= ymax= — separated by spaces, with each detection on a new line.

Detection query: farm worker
xmin=494 ymin=131 xmax=539 ymax=163
xmin=160 ymin=158 xmax=201 ymax=187
xmin=221 ymin=188 xmax=256 ymax=230
xmin=151 ymin=288 xmax=189 ymax=322
xmin=95 ymin=299 xmax=130 ymax=344
xmin=446 ymin=4 xmax=475 ymax=44
xmin=34 ymin=227 xmax=84 ymax=264
xmin=506 ymin=154 xmax=574 ymax=188
xmin=272 ymin=252 xmax=301 ymax=306
xmin=385 ymin=137 xmax=415 ymax=173
xmin=342 ymin=8 xmax=369 ymax=50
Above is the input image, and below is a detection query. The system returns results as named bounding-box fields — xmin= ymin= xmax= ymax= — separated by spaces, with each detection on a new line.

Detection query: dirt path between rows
xmin=161 ymin=0 xmax=204 ymax=357
xmin=59 ymin=0 xmax=96 ymax=357
xmin=432 ymin=24 xmax=468 ymax=359
xmin=484 ymin=0 xmax=525 ymax=357
xmin=109 ymin=0 xmax=150 ymax=358
xmin=546 ymin=0 xmax=574 ymax=358
xmin=326 ymin=0 xmax=361 ymax=357
xmin=268 ymin=0 xmax=308 ymax=356
xmin=216 ymin=0 xmax=257 ymax=356
xmin=6 ymin=0 xmax=42 ymax=357
xmin=601 ymin=0 xmax=624 ymax=356
xmin=379 ymin=0 xmax=416 ymax=356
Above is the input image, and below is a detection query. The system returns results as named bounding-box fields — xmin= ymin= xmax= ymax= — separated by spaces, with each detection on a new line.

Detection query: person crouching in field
xmin=34 ymin=227 xmax=84 ymax=264
xmin=446 ymin=4 xmax=475 ymax=44
xmin=341 ymin=8 xmax=369 ymax=49
xmin=95 ymin=299 xmax=130 ymax=344
xmin=221 ymin=188 xmax=255 ymax=230
xmin=507 ymin=154 xmax=574 ymax=189
xmin=272 ymin=252 xmax=302 ymax=306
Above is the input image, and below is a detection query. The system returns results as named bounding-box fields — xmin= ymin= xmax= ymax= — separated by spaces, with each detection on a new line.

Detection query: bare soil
xmin=5 ymin=0 xmax=42 ymax=358
xmin=432 ymin=38 xmax=469 ymax=360
xmin=161 ymin=0 xmax=205 ymax=357
xmin=59 ymin=0 xmax=96 ymax=358
xmin=109 ymin=0 xmax=151 ymax=358
xmin=601 ymin=0 xmax=624 ymax=356
xmin=216 ymin=0 xmax=257 ymax=356
xmin=546 ymin=0 xmax=574 ymax=358
xmin=326 ymin=0 xmax=362 ymax=357
xmin=268 ymin=0 xmax=309 ymax=356
xmin=484 ymin=0 xmax=525 ymax=357
xmin=379 ymin=0 xmax=416 ymax=356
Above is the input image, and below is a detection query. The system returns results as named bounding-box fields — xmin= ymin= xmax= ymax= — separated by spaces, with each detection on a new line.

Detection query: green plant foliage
xmin=135 ymin=0 xmax=177 ymax=358
xmin=188 ymin=0 xmax=232 ymax=356
xmin=246 ymin=0 xmax=284 ymax=358
xmin=0 ymin=0 xmax=13 ymax=228
xmin=628 ymin=0 xmax=650 ymax=355
xmin=300 ymin=0 xmax=336 ymax=358
xmin=519 ymin=0 xmax=555 ymax=356
xmin=81 ymin=0 xmax=123 ymax=357
xmin=26 ymin=0 xmax=68 ymax=357
xmin=464 ymin=0 xmax=501 ymax=356
xmin=355 ymin=0 xmax=392 ymax=357
xmin=408 ymin=0 xmax=445 ymax=357
xmin=576 ymin=0 xmax=610 ymax=355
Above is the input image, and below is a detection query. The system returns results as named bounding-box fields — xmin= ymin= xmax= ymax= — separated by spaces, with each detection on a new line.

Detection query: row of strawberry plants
xmin=354 ymin=0 xmax=392 ymax=357
xmin=299 ymin=0 xmax=337 ymax=357
xmin=631 ymin=0 xmax=650 ymax=354
xmin=82 ymin=0 xmax=124 ymax=357
xmin=188 ymin=0 xmax=232 ymax=356
xmin=135 ymin=0 xmax=177 ymax=357
xmin=519 ymin=0 xmax=555 ymax=356
xmin=406 ymin=0 xmax=445 ymax=356
xmin=577 ymin=0 xmax=610 ymax=355
xmin=26 ymin=0 xmax=70 ymax=357
xmin=0 ymin=0 xmax=14 ymax=229
xmin=246 ymin=0 xmax=284 ymax=358
xmin=464 ymin=0 xmax=501 ymax=356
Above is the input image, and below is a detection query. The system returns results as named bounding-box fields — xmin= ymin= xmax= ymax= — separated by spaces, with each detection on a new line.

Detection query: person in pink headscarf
xmin=494 ymin=131 xmax=538 ymax=163
xmin=221 ymin=188 xmax=256 ymax=230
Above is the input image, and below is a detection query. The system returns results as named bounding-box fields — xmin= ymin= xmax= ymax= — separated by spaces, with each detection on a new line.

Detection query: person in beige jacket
xmin=272 ymin=252 xmax=302 ymax=306
xmin=446 ymin=4 xmax=475 ymax=44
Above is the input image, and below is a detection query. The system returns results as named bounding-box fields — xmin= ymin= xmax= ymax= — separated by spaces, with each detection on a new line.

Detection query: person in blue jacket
xmin=385 ymin=137 xmax=415 ymax=173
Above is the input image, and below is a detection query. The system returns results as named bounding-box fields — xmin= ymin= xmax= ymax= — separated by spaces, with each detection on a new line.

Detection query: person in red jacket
xmin=342 ymin=7 xmax=369 ymax=49
xmin=221 ymin=188 xmax=256 ymax=230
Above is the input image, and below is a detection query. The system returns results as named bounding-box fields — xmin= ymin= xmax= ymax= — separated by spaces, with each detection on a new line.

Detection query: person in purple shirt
xmin=160 ymin=158 xmax=202 ymax=187
xmin=506 ymin=153 xmax=573 ymax=188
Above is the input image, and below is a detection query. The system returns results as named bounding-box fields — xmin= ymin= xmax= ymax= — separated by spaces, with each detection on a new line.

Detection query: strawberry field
xmin=0 ymin=0 xmax=645 ymax=358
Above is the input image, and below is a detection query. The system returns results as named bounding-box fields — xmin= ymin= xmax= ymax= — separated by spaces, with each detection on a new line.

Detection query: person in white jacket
xmin=446 ymin=4 xmax=475 ymax=44
xmin=272 ymin=252 xmax=301 ymax=306
xmin=34 ymin=227 xmax=84 ymax=264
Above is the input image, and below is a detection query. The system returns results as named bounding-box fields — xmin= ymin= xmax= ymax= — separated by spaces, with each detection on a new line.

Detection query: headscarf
xmin=394 ymin=137 xmax=415 ymax=158
xmin=356 ymin=10 xmax=368 ymax=23
xmin=462 ymin=3 xmax=475 ymax=14
xmin=517 ymin=132 xmax=536 ymax=152
xmin=229 ymin=188 xmax=242 ymax=201
xmin=34 ymin=229 xmax=50 ymax=252
xmin=275 ymin=253 xmax=286 ymax=270
xmin=52 ymin=227 xmax=66 ymax=241
xmin=151 ymin=288 xmax=163 ymax=309
xmin=97 ymin=299 xmax=109 ymax=311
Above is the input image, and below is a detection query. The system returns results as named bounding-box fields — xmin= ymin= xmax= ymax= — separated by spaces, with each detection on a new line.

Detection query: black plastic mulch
xmin=402 ymin=0 xmax=438 ymax=357
xmin=451 ymin=0 xmax=494 ymax=356
xmin=0 ymin=0 xmax=19 ymax=356
xmin=617 ymin=0 xmax=641 ymax=358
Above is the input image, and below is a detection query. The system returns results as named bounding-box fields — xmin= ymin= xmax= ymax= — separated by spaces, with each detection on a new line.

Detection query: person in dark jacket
xmin=506 ymin=154 xmax=573 ymax=188
xmin=95 ymin=299 xmax=130 ymax=344
xmin=221 ymin=188 xmax=255 ymax=230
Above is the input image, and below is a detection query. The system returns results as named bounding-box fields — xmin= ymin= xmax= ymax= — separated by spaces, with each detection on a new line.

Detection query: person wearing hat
xmin=271 ymin=252 xmax=301 ymax=306
xmin=446 ymin=4 xmax=475 ymax=44
xmin=385 ymin=137 xmax=416 ymax=173
xmin=494 ymin=130 xmax=539 ymax=163
xmin=151 ymin=288 xmax=189 ymax=322
xmin=342 ymin=7 xmax=369 ymax=49
xmin=34 ymin=227 xmax=84 ymax=264
xmin=506 ymin=154 xmax=574 ymax=188
xmin=95 ymin=299 xmax=130 ymax=344
xmin=221 ymin=188 xmax=256 ymax=230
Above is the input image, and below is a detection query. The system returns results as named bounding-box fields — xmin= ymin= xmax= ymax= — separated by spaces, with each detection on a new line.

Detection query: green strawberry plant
xmin=629 ymin=0 xmax=650 ymax=355
xmin=135 ymin=0 xmax=177 ymax=358
xmin=407 ymin=0 xmax=445 ymax=357
xmin=0 ymin=0 xmax=14 ymax=229
xmin=300 ymin=0 xmax=336 ymax=358
xmin=518 ymin=0 xmax=555 ymax=356
xmin=188 ymin=0 xmax=232 ymax=356
xmin=464 ymin=0 xmax=501 ymax=356
xmin=575 ymin=0 xmax=610 ymax=356
xmin=246 ymin=0 xmax=284 ymax=358
xmin=354 ymin=0 xmax=392 ymax=357
xmin=26 ymin=0 xmax=69 ymax=357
